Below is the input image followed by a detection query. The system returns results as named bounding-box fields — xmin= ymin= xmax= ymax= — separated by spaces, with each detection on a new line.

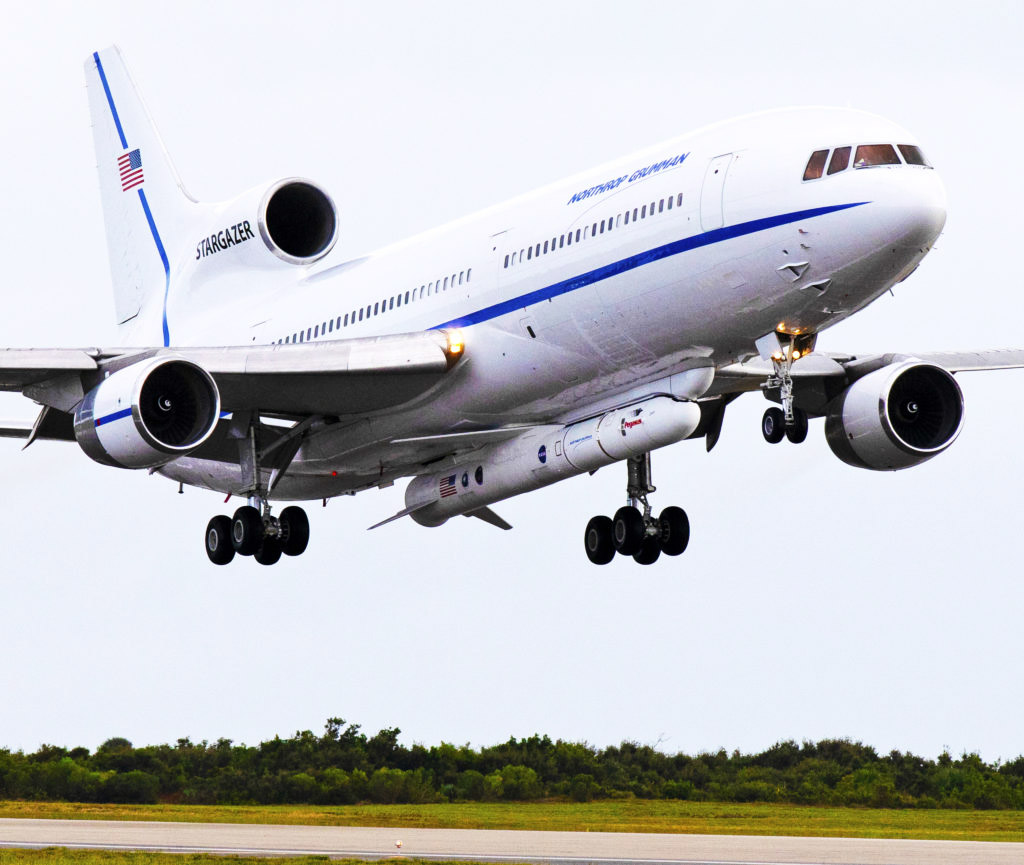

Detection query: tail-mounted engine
xmin=73 ymin=357 xmax=221 ymax=469
xmin=825 ymin=361 xmax=964 ymax=470
xmin=193 ymin=177 xmax=338 ymax=268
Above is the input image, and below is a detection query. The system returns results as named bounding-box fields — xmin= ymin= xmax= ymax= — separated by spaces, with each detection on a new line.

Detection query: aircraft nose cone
xmin=895 ymin=168 xmax=947 ymax=247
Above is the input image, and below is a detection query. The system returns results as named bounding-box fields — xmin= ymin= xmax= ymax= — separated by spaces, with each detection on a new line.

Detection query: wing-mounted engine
xmin=191 ymin=177 xmax=338 ymax=269
xmin=73 ymin=357 xmax=221 ymax=469
xmin=825 ymin=361 xmax=964 ymax=470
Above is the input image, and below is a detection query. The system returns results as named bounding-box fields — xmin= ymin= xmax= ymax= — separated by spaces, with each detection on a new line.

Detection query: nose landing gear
xmin=761 ymin=329 xmax=814 ymax=445
xmin=583 ymin=452 xmax=689 ymax=566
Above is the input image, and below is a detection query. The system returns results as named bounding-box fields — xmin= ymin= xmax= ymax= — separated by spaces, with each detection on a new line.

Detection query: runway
xmin=1 ymin=819 xmax=1022 ymax=864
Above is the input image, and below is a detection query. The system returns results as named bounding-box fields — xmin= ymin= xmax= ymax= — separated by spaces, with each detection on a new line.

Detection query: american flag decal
xmin=118 ymin=148 xmax=144 ymax=191
xmin=439 ymin=474 xmax=458 ymax=498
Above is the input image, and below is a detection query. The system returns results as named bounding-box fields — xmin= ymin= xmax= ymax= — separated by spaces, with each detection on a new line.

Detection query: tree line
xmin=1 ymin=718 xmax=1022 ymax=809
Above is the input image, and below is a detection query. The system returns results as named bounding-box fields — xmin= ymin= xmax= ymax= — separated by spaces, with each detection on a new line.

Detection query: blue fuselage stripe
xmin=95 ymin=407 xmax=132 ymax=427
xmin=92 ymin=51 xmax=128 ymax=150
xmin=431 ymin=202 xmax=868 ymax=331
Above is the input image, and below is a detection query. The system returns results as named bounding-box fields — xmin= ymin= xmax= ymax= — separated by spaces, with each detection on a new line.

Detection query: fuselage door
xmin=700 ymin=153 xmax=733 ymax=231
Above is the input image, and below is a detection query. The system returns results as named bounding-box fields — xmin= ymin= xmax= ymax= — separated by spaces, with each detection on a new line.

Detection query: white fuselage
xmin=155 ymin=107 xmax=947 ymax=501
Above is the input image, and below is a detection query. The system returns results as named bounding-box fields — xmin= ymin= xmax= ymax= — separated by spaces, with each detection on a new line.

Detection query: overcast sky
xmin=1 ymin=1 xmax=1023 ymax=765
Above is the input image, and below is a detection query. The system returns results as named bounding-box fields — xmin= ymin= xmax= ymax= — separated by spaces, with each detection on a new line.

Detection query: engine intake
xmin=74 ymin=357 xmax=221 ymax=469
xmin=259 ymin=178 xmax=338 ymax=264
xmin=825 ymin=361 xmax=964 ymax=471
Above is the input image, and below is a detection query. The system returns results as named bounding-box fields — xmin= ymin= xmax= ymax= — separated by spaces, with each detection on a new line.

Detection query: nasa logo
xmin=538 ymin=445 xmax=547 ymax=464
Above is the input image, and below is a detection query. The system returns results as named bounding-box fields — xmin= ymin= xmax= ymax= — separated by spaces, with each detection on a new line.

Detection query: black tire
xmin=613 ymin=506 xmax=645 ymax=556
xmin=205 ymin=515 xmax=235 ymax=565
xmin=785 ymin=408 xmax=809 ymax=444
xmin=254 ymin=536 xmax=283 ymax=566
xmin=584 ymin=515 xmax=615 ymax=565
xmin=633 ymin=536 xmax=661 ymax=565
xmin=762 ymin=407 xmax=785 ymax=444
xmin=279 ymin=506 xmax=310 ymax=556
xmin=658 ymin=506 xmax=690 ymax=556
xmin=231 ymin=505 xmax=264 ymax=556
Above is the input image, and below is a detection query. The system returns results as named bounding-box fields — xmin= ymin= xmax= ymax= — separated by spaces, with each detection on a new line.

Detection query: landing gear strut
xmin=761 ymin=330 xmax=813 ymax=445
xmin=583 ymin=452 xmax=689 ymax=566
xmin=203 ymin=412 xmax=311 ymax=566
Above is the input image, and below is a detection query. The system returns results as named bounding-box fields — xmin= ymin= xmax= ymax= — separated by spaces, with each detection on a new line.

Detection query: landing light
xmin=792 ymin=350 xmax=801 ymax=360
xmin=447 ymin=330 xmax=465 ymax=356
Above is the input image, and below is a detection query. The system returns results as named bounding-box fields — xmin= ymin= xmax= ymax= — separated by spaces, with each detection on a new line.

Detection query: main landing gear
xmin=203 ymin=409 xmax=310 ymax=565
xmin=583 ymin=452 xmax=689 ymax=566
xmin=205 ymin=503 xmax=310 ymax=566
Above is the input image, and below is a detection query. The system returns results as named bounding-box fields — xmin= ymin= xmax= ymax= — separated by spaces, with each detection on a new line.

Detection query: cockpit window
xmin=828 ymin=146 xmax=851 ymax=175
xmin=898 ymin=144 xmax=930 ymax=167
xmin=803 ymin=149 xmax=828 ymax=181
xmin=854 ymin=144 xmax=900 ymax=168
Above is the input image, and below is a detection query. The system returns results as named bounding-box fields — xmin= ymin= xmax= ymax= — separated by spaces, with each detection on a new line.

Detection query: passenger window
xmin=803 ymin=149 xmax=828 ymax=180
xmin=828 ymin=146 xmax=851 ymax=174
xmin=444 ymin=276 xmax=449 ymax=290
xmin=676 ymin=193 xmax=683 ymax=206
xmin=543 ymin=240 xmax=549 ymax=253
xmin=459 ymin=271 xmax=463 ymax=285
xmin=551 ymin=236 xmax=557 ymax=249
xmin=344 ymin=314 xmax=348 ymax=326
xmin=314 ymin=325 xmax=319 ymax=338
xmin=336 ymin=316 xmax=341 ymax=328
xmin=504 ymin=254 xmax=509 ymax=268
xmin=898 ymin=144 xmax=930 ymax=166
xmin=575 ymin=229 xmax=581 ymax=242
xmin=467 ymin=268 xmax=471 ymax=281
xmin=389 ymin=297 xmax=394 ymax=310
xmin=659 ymin=199 xmax=665 ymax=213
xmin=306 ymin=328 xmax=312 ymax=340
xmin=854 ymin=144 xmax=900 ymax=167
xmin=328 ymin=320 xmax=334 ymax=333
xmin=373 ymin=302 xmax=378 ymax=315
xmin=358 ymin=309 xmax=363 ymax=321
xmin=667 ymin=196 xmax=673 ymax=210
xmin=641 ymin=205 xmax=647 ymax=218
xmin=535 ymin=244 xmax=541 ymax=257
xmin=592 ymin=222 xmax=597 ymax=235
xmin=559 ymin=235 xmax=564 ymax=248
xmin=599 ymin=220 xmax=604 ymax=234
xmin=624 ymin=211 xmax=630 ymax=225
xmin=633 ymin=207 xmax=638 ymax=220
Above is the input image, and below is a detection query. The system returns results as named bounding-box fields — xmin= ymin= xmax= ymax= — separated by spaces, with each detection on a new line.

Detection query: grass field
xmin=0 ymin=852 xmax=471 ymax=865
xmin=1 ymin=800 xmax=1023 ymax=842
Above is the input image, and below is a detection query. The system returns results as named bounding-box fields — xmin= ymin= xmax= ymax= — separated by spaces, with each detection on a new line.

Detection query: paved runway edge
xmin=1 ymin=818 xmax=1023 ymax=865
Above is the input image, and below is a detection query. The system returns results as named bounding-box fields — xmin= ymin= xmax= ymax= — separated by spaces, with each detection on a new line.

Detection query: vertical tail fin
xmin=85 ymin=46 xmax=196 ymax=344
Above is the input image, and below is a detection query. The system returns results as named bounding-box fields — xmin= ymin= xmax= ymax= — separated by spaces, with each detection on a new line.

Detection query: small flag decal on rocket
xmin=118 ymin=149 xmax=144 ymax=191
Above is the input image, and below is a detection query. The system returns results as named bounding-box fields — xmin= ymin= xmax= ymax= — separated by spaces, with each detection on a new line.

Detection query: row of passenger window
xmin=273 ymin=267 xmax=472 ymax=345
xmin=503 ymin=192 xmax=684 ymax=269
xmin=803 ymin=143 xmax=931 ymax=181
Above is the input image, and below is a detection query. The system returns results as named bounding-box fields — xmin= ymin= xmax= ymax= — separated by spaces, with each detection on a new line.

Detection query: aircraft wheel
xmin=633 ymin=536 xmax=662 ymax=565
xmin=279 ymin=506 xmax=310 ymax=556
xmin=231 ymin=506 xmax=264 ymax=556
xmin=762 ymin=407 xmax=785 ymax=444
xmin=584 ymin=515 xmax=615 ymax=565
xmin=205 ymin=515 xmax=235 ymax=565
xmin=659 ymin=506 xmax=690 ymax=556
xmin=254 ymin=536 xmax=283 ymax=566
xmin=613 ymin=506 xmax=645 ymax=556
xmin=785 ymin=408 xmax=809 ymax=444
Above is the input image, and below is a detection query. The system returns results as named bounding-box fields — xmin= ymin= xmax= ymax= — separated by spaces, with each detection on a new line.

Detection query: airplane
xmin=2 ymin=45 xmax=1021 ymax=567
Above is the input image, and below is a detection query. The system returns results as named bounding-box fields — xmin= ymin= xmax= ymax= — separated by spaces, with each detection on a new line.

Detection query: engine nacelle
xmin=825 ymin=361 xmax=964 ymax=471
xmin=406 ymin=397 xmax=702 ymax=526
xmin=73 ymin=357 xmax=221 ymax=469
xmin=193 ymin=177 xmax=338 ymax=268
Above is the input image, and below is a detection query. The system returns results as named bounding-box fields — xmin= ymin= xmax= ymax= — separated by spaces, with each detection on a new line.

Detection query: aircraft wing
xmin=707 ymin=348 xmax=1024 ymax=398
xmin=0 ymin=330 xmax=464 ymax=418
